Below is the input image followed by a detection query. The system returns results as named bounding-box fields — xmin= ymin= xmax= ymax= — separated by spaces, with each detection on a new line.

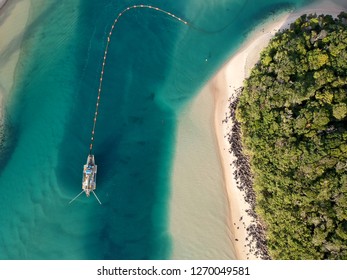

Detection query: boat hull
xmin=82 ymin=154 xmax=97 ymax=196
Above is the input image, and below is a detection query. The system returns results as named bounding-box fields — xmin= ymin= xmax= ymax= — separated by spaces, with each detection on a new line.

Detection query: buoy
xmin=88 ymin=5 xmax=189 ymax=157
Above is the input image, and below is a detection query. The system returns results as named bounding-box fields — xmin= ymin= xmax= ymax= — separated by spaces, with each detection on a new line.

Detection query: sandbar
xmin=170 ymin=0 xmax=347 ymax=259
xmin=0 ymin=0 xmax=31 ymax=98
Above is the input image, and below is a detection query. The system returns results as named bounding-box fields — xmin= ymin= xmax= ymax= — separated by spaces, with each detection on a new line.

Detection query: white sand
xmin=0 ymin=0 xmax=30 ymax=139
xmin=213 ymin=0 xmax=347 ymax=259
xmin=170 ymin=84 xmax=236 ymax=259
xmin=0 ymin=0 xmax=31 ymax=98
xmin=170 ymin=0 xmax=346 ymax=259
xmin=212 ymin=13 xmax=292 ymax=260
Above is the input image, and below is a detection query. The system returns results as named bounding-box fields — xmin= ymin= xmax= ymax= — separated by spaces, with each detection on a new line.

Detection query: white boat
xmin=69 ymin=154 xmax=101 ymax=204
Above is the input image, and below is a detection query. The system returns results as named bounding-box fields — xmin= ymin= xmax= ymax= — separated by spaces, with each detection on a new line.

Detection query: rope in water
xmin=89 ymin=5 xmax=189 ymax=154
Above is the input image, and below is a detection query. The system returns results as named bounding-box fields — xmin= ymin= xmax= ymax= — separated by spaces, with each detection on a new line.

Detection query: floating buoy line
xmin=70 ymin=5 xmax=190 ymax=204
xmin=89 ymin=4 xmax=189 ymax=154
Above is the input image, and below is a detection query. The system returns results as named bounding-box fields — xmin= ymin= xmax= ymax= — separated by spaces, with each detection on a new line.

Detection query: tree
xmin=236 ymin=12 xmax=347 ymax=259
xmin=333 ymin=103 xmax=347 ymax=120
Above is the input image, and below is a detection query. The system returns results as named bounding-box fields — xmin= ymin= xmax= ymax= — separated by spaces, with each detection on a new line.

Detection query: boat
xmin=69 ymin=154 xmax=102 ymax=204
xmin=82 ymin=154 xmax=97 ymax=196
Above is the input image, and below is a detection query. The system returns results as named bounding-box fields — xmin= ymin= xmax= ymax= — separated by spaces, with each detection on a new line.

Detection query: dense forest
xmin=236 ymin=12 xmax=347 ymax=259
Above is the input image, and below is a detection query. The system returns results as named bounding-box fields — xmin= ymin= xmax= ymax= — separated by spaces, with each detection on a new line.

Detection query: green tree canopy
xmin=237 ymin=12 xmax=347 ymax=259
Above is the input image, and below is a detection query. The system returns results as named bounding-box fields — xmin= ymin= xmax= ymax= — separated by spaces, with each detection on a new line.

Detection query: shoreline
xmin=0 ymin=0 xmax=30 ymax=146
xmin=0 ymin=0 xmax=31 ymax=99
xmin=212 ymin=0 xmax=347 ymax=259
xmin=169 ymin=0 xmax=347 ymax=260
xmin=170 ymin=83 xmax=236 ymax=259
xmin=0 ymin=0 xmax=30 ymax=171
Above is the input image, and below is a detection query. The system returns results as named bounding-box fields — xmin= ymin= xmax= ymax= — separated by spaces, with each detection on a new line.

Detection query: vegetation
xmin=236 ymin=12 xmax=347 ymax=259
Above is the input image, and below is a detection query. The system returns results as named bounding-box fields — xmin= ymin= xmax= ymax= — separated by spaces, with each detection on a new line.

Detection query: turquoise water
xmin=0 ymin=0 xmax=312 ymax=259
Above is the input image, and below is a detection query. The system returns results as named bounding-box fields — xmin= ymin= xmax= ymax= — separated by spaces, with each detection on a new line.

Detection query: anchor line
xmin=88 ymin=5 xmax=189 ymax=154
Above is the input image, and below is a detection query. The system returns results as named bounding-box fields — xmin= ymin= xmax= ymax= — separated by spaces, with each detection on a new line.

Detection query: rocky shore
xmin=223 ymin=87 xmax=270 ymax=260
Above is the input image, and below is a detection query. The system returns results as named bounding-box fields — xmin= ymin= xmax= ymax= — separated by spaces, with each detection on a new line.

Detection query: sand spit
xmin=169 ymin=0 xmax=347 ymax=260
xmin=0 ymin=0 xmax=31 ymax=98
xmin=212 ymin=0 xmax=346 ymax=259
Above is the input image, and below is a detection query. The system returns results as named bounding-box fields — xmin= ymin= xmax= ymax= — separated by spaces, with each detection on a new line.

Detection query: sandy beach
xmin=0 ymin=0 xmax=30 ymax=147
xmin=1 ymin=0 xmax=346 ymax=261
xmin=0 ymin=0 xmax=30 ymax=99
xmin=170 ymin=0 xmax=347 ymax=259
xmin=213 ymin=0 xmax=347 ymax=259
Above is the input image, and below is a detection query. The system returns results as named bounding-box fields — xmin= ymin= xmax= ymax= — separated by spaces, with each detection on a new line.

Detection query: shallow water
xmin=0 ymin=0 xmax=313 ymax=259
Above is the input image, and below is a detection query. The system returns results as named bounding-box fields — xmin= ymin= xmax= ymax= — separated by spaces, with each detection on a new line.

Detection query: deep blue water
xmin=0 ymin=0 xmax=312 ymax=259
